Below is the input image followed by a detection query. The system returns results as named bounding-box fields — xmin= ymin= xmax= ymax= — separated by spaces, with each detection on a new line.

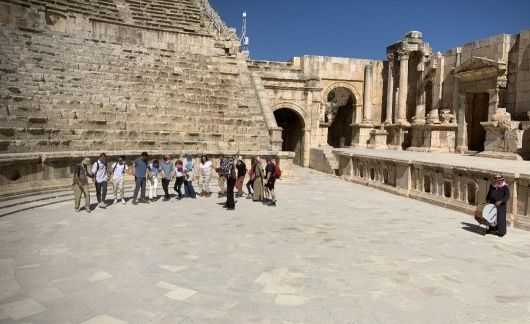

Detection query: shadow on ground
xmin=461 ymin=222 xmax=485 ymax=236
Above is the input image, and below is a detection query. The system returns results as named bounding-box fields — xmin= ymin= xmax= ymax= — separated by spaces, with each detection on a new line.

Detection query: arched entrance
xmin=326 ymin=87 xmax=356 ymax=148
xmin=274 ymin=108 xmax=305 ymax=165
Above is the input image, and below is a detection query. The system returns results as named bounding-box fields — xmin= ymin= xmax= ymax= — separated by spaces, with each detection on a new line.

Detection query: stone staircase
xmin=309 ymin=147 xmax=339 ymax=175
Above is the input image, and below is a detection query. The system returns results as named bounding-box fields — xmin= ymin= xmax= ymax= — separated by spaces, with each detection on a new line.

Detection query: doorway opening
xmin=274 ymin=108 xmax=304 ymax=166
xmin=326 ymin=87 xmax=356 ymax=148
xmin=465 ymin=93 xmax=488 ymax=152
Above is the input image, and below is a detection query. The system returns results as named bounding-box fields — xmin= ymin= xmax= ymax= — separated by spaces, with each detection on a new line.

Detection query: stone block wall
xmin=514 ymin=29 xmax=530 ymax=116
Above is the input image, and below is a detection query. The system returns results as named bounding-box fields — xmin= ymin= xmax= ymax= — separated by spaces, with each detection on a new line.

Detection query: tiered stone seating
xmin=0 ymin=24 xmax=272 ymax=153
xmin=27 ymin=0 xmax=123 ymax=23
xmin=125 ymin=0 xmax=202 ymax=33
xmin=10 ymin=0 xmax=207 ymax=34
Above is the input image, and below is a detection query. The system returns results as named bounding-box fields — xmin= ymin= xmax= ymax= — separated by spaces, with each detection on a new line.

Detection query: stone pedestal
xmin=351 ymin=123 xmax=374 ymax=148
xmin=317 ymin=123 xmax=330 ymax=146
xmin=408 ymin=124 xmax=457 ymax=153
xmin=385 ymin=124 xmax=409 ymax=150
xmin=269 ymin=127 xmax=283 ymax=151
xmin=478 ymin=120 xmax=524 ymax=160
xmin=368 ymin=129 xmax=388 ymax=149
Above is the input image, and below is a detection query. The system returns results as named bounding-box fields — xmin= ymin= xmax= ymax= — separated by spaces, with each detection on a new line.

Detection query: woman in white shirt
xmin=198 ymin=155 xmax=213 ymax=197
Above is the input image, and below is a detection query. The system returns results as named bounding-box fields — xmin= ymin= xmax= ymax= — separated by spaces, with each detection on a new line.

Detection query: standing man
xmin=132 ymin=151 xmax=149 ymax=205
xmin=160 ymin=154 xmax=174 ymax=201
xmin=92 ymin=153 xmax=109 ymax=208
xmin=111 ymin=155 xmax=128 ymax=205
xmin=264 ymin=156 xmax=277 ymax=206
xmin=485 ymin=173 xmax=510 ymax=237
xmin=216 ymin=154 xmax=228 ymax=197
xmin=73 ymin=157 xmax=92 ymax=213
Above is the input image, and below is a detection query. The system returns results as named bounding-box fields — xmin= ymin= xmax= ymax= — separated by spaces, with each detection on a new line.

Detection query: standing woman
xmin=246 ymin=158 xmax=255 ymax=199
xmin=486 ymin=173 xmax=510 ymax=237
xmin=235 ymin=156 xmax=247 ymax=198
xmin=252 ymin=156 xmax=265 ymax=202
xmin=148 ymin=159 xmax=161 ymax=201
xmin=174 ymin=159 xmax=185 ymax=200
xmin=225 ymin=156 xmax=237 ymax=210
xmin=184 ymin=153 xmax=197 ymax=198
xmin=160 ymin=154 xmax=174 ymax=201
xmin=198 ymin=155 xmax=212 ymax=197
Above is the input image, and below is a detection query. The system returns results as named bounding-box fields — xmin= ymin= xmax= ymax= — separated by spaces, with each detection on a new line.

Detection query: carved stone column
xmin=397 ymin=52 xmax=410 ymax=125
xmin=413 ymin=90 xmax=426 ymax=125
xmin=385 ymin=55 xmax=394 ymax=124
xmin=456 ymin=93 xmax=467 ymax=152
xmin=362 ymin=64 xmax=373 ymax=124
xmin=488 ymin=87 xmax=500 ymax=119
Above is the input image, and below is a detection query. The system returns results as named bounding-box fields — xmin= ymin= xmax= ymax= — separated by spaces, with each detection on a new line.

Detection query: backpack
xmin=274 ymin=164 xmax=281 ymax=179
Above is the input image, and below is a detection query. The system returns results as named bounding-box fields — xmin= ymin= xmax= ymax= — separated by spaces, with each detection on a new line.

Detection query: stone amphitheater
xmin=1 ymin=1 xmax=530 ymax=323
xmin=0 ymin=1 xmax=529 ymax=218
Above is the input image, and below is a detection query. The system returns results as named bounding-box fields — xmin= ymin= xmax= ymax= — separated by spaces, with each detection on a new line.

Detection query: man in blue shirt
xmin=132 ymin=151 xmax=149 ymax=205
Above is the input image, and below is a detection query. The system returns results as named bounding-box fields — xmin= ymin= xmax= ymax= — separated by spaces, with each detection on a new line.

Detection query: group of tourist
xmin=72 ymin=152 xmax=280 ymax=213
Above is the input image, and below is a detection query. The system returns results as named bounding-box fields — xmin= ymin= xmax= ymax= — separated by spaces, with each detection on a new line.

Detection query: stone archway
xmin=273 ymin=107 xmax=305 ymax=166
xmin=325 ymin=87 xmax=357 ymax=148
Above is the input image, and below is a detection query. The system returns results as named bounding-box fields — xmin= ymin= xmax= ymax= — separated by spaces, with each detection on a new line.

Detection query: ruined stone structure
xmin=0 ymin=1 xmax=529 ymax=228
xmin=250 ymin=31 xmax=530 ymax=165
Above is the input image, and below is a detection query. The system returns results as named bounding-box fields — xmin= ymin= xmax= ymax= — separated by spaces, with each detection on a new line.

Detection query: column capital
xmin=398 ymin=50 xmax=410 ymax=60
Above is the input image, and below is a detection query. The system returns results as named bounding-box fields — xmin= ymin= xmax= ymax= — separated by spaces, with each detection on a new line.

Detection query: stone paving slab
xmin=1 ymin=167 xmax=530 ymax=323
xmin=333 ymin=147 xmax=530 ymax=175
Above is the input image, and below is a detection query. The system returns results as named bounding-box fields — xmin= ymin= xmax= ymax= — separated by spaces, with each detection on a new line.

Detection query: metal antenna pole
xmin=240 ymin=11 xmax=249 ymax=55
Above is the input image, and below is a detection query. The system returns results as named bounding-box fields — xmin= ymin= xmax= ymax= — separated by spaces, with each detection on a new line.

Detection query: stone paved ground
xmin=1 ymin=167 xmax=530 ymax=324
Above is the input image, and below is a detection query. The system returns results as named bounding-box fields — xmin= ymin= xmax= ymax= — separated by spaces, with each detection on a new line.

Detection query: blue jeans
xmin=184 ymin=180 xmax=196 ymax=198
xmin=134 ymin=177 xmax=146 ymax=200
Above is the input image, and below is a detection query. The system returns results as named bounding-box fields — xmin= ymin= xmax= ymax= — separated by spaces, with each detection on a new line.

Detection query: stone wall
xmin=514 ymin=29 xmax=530 ymax=117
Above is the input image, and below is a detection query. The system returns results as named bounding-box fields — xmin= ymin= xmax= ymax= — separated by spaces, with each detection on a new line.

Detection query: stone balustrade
xmin=333 ymin=148 xmax=530 ymax=230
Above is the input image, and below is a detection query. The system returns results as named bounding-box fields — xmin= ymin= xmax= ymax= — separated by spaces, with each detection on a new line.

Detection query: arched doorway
xmin=274 ymin=108 xmax=304 ymax=165
xmin=326 ymin=87 xmax=356 ymax=148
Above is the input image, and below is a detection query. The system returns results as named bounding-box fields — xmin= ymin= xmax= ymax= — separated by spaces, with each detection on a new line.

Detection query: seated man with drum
xmin=485 ymin=173 xmax=510 ymax=237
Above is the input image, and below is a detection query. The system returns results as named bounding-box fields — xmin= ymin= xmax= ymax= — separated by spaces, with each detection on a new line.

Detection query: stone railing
xmin=333 ymin=150 xmax=530 ymax=231
xmin=0 ymin=150 xmax=295 ymax=194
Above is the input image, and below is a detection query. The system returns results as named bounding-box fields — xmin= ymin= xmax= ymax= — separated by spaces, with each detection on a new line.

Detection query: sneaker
xmin=75 ymin=208 xmax=80 ymax=212
xmin=121 ymin=198 xmax=126 ymax=204
xmin=85 ymin=207 xmax=91 ymax=213
xmin=132 ymin=199 xmax=138 ymax=205
xmin=113 ymin=199 xmax=117 ymax=204
xmin=162 ymin=197 xmax=169 ymax=201
xmin=268 ymin=201 xmax=277 ymax=207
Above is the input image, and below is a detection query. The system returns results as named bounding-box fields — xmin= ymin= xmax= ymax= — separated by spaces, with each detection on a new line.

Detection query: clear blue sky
xmin=209 ymin=0 xmax=530 ymax=62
